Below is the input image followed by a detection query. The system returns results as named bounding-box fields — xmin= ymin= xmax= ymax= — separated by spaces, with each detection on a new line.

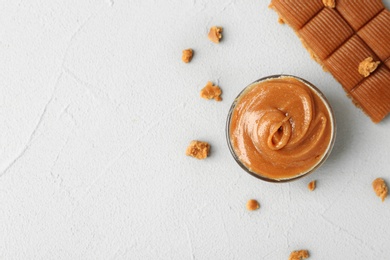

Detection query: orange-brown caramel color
xmin=229 ymin=77 xmax=332 ymax=180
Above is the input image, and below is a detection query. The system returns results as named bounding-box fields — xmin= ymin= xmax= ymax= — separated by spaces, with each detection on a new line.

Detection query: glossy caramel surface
xmin=229 ymin=77 xmax=332 ymax=180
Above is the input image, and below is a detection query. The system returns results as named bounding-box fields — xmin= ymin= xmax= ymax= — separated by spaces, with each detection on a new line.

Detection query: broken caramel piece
xmin=308 ymin=180 xmax=316 ymax=191
xmin=278 ymin=17 xmax=285 ymax=24
xmin=372 ymin=178 xmax=388 ymax=202
xmin=246 ymin=199 xmax=260 ymax=211
xmin=182 ymin=49 xmax=193 ymax=63
xmin=208 ymin=26 xmax=223 ymax=43
xmin=186 ymin=140 xmax=210 ymax=160
xmin=358 ymin=57 xmax=380 ymax=77
xmin=289 ymin=250 xmax=310 ymax=260
xmin=322 ymin=0 xmax=335 ymax=8
xmin=200 ymin=81 xmax=222 ymax=101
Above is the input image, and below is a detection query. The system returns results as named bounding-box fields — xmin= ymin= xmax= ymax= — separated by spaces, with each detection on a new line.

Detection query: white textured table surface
xmin=1 ymin=1 xmax=390 ymax=259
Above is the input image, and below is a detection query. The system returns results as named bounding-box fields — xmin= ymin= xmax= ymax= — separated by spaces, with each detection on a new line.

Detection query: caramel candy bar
xmin=271 ymin=0 xmax=390 ymax=123
xmin=324 ymin=35 xmax=379 ymax=91
xmin=299 ymin=7 xmax=354 ymax=61
xmin=336 ymin=0 xmax=384 ymax=31
xmin=351 ymin=67 xmax=390 ymax=123
xmin=358 ymin=10 xmax=390 ymax=61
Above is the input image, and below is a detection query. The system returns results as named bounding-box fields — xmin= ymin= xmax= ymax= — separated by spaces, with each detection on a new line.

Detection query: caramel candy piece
xmin=182 ymin=49 xmax=193 ymax=63
xmin=208 ymin=26 xmax=223 ymax=43
xmin=324 ymin=35 xmax=379 ymax=91
xmin=308 ymin=180 xmax=316 ymax=191
xmin=358 ymin=57 xmax=380 ymax=77
xmin=336 ymin=0 xmax=384 ymax=31
xmin=322 ymin=0 xmax=335 ymax=8
xmin=186 ymin=140 xmax=210 ymax=160
xmin=200 ymin=81 xmax=222 ymax=101
xmin=270 ymin=0 xmax=323 ymax=30
xmin=246 ymin=199 xmax=260 ymax=211
xmin=351 ymin=66 xmax=390 ymax=123
xmin=299 ymin=8 xmax=353 ymax=60
xmin=372 ymin=178 xmax=388 ymax=202
xmin=358 ymin=9 xmax=390 ymax=61
xmin=289 ymin=250 xmax=309 ymax=260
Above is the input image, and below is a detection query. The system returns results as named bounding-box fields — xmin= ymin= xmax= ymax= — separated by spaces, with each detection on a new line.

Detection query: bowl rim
xmin=226 ymin=74 xmax=337 ymax=183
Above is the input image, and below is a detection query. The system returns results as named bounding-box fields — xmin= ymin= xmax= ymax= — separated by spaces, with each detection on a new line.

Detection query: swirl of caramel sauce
xmin=229 ymin=76 xmax=334 ymax=180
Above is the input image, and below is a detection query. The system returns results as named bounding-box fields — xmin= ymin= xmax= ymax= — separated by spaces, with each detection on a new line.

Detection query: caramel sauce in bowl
xmin=226 ymin=75 xmax=336 ymax=182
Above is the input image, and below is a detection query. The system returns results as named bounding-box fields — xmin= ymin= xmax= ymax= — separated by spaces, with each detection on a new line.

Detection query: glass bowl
xmin=226 ymin=74 xmax=336 ymax=182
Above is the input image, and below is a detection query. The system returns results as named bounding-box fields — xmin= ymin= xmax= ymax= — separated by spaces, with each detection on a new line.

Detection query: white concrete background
xmin=1 ymin=0 xmax=390 ymax=259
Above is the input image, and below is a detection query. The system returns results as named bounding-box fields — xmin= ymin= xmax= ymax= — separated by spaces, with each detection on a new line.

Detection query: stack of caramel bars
xmin=270 ymin=0 xmax=390 ymax=123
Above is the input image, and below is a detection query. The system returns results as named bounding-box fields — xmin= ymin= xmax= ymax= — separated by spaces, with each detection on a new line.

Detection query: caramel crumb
xmin=208 ymin=26 xmax=223 ymax=43
xmin=372 ymin=178 xmax=388 ymax=202
xmin=322 ymin=0 xmax=336 ymax=8
xmin=200 ymin=81 xmax=222 ymax=101
xmin=308 ymin=180 xmax=316 ymax=191
xmin=278 ymin=17 xmax=285 ymax=24
xmin=246 ymin=199 xmax=260 ymax=211
xmin=186 ymin=140 xmax=210 ymax=160
xmin=289 ymin=250 xmax=309 ymax=260
xmin=182 ymin=49 xmax=193 ymax=63
xmin=358 ymin=57 xmax=380 ymax=77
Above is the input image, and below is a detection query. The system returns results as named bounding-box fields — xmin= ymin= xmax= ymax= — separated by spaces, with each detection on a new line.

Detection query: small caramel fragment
xmin=308 ymin=180 xmax=316 ymax=191
xmin=208 ymin=26 xmax=223 ymax=43
xmin=289 ymin=250 xmax=309 ymax=260
xmin=358 ymin=57 xmax=380 ymax=77
xmin=278 ymin=17 xmax=285 ymax=24
xmin=322 ymin=0 xmax=335 ymax=8
xmin=372 ymin=178 xmax=388 ymax=202
xmin=186 ymin=140 xmax=210 ymax=160
xmin=246 ymin=199 xmax=260 ymax=211
xmin=182 ymin=49 xmax=193 ymax=63
xmin=200 ymin=81 xmax=222 ymax=101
